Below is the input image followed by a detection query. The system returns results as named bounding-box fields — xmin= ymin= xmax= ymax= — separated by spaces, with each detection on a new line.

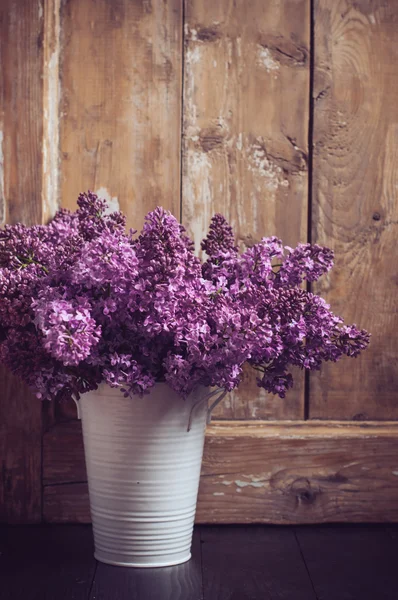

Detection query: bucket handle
xmin=207 ymin=389 xmax=228 ymax=423
xmin=187 ymin=387 xmax=228 ymax=432
xmin=72 ymin=395 xmax=81 ymax=420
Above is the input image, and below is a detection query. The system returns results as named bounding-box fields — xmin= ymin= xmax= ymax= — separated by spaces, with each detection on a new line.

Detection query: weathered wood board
xmin=42 ymin=0 xmax=184 ymax=426
xmin=182 ymin=0 xmax=310 ymax=419
xmin=310 ymin=0 xmax=398 ymax=419
xmin=0 ymin=0 xmax=44 ymax=522
xmin=59 ymin=0 xmax=182 ymax=229
xmin=43 ymin=421 xmax=398 ymax=524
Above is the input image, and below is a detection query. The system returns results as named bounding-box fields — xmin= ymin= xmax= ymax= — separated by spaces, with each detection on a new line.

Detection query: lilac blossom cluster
xmin=0 ymin=192 xmax=370 ymax=403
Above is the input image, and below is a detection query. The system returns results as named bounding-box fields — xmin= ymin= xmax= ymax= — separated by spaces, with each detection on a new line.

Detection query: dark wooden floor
xmin=1 ymin=525 xmax=397 ymax=600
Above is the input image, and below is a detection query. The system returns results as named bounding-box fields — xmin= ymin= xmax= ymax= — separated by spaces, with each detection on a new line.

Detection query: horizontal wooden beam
xmin=43 ymin=421 xmax=398 ymax=524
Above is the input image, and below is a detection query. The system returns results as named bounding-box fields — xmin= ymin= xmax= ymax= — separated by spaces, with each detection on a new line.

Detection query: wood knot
xmin=199 ymin=127 xmax=226 ymax=152
xmin=372 ymin=212 xmax=381 ymax=221
xmin=258 ymin=34 xmax=308 ymax=67
xmin=324 ymin=473 xmax=348 ymax=484
xmin=290 ymin=478 xmax=318 ymax=505
xmin=196 ymin=25 xmax=222 ymax=43
xmin=352 ymin=412 xmax=369 ymax=421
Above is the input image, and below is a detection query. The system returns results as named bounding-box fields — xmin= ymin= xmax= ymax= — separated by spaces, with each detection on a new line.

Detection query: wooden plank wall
xmin=182 ymin=0 xmax=309 ymax=420
xmin=59 ymin=0 xmax=182 ymax=228
xmin=311 ymin=0 xmax=398 ymax=420
xmin=0 ymin=0 xmax=44 ymax=523
xmin=42 ymin=420 xmax=398 ymax=524
xmin=1 ymin=0 xmax=398 ymax=523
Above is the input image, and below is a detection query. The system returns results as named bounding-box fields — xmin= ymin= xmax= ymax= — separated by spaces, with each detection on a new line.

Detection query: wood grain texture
xmin=89 ymin=531 xmax=203 ymax=600
xmin=296 ymin=525 xmax=398 ymax=600
xmin=44 ymin=0 xmax=184 ymax=430
xmin=43 ymin=421 xmax=398 ymax=524
xmin=0 ymin=373 xmax=42 ymax=524
xmin=0 ymin=525 xmax=96 ymax=600
xmin=198 ymin=422 xmax=398 ymax=523
xmin=59 ymin=0 xmax=182 ymax=230
xmin=201 ymin=526 xmax=316 ymax=600
xmin=42 ymin=397 xmax=79 ymax=432
xmin=0 ymin=0 xmax=44 ymax=523
xmin=3 ymin=524 xmax=398 ymax=600
xmin=42 ymin=0 xmax=61 ymax=223
xmin=0 ymin=0 xmax=43 ymax=226
xmin=44 ymin=482 xmax=90 ymax=523
xmin=182 ymin=0 xmax=310 ymax=419
xmin=310 ymin=0 xmax=398 ymax=419
xmin=43 ymin=421 xmax=86 ymax=485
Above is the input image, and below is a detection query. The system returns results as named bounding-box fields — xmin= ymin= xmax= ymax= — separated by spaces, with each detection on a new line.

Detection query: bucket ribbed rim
xmin=84 ymin=381 xmax=210 ymax=399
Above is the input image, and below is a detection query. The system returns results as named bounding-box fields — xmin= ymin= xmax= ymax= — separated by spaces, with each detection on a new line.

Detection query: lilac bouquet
xmin=0 ymin=192 xmax=369 ymax=404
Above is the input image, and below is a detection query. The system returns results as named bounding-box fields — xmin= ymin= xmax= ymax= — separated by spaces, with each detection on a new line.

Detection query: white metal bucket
xmin=79 ymin=383 xmax=209 ymax=568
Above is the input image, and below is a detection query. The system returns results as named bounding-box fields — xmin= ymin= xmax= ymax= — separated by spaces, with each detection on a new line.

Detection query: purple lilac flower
xmin=201 ymin=213 xmax=238 ymax=257
xmin=102 ymin=353 xmax=156 ymax=397
xmin=0 ymin=192 xmax=370 ymax=402
xmin=33 ymin=295 xmax=101 ymax=366
xmin=76 ymin=191 xmax=126 ymax=240
xmin=277 ymin=243 xmax=334 ymax=286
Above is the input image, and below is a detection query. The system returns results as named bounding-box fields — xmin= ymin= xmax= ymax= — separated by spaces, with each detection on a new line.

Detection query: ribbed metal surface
xmin=80 ymin=383 xmax=208 ymax=567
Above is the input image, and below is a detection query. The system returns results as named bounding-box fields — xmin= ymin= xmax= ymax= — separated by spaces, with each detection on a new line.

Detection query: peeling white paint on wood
xmin=184 ymin=149 xmax=212 ymax=254
xmin=217 ymin=116 xmax=228 ymax=130
xmin=186 ymin=45 xmax=201 ymax=66
xmin=236 ymin=37 xmax=242 ymax=58
xmin=235 ymin=479 xmax=266 ymax=488
xmin=184 ymin=40 xmax=203 ymax=130
xmin=186 ymin=24 xmax=197 ymax=41
xmin=236 ymin=133 xmax=243 ymax=151
xmin=220 ymin=476 xmax=267 ymax=489
xmin=393 ymin=471 xmax=398 ymax=476
xmin=95 ymin=187 xmax=120 ymax=213
xmin=256 ymin=46 xmax=279 ymax=72
xmin=248 ymin=140 xmax=283 ymax=192
xmin=42 ymin=0 xmax=61 ymax=222
xmin=223 ymin=395 xmax=232 ymax=410
xmin=226 ymin=36 xmax=233 ymax=68
xmin=250 ymin=475 xmax=269 ymax=482
xmin=250 ymin=406 xmax=259 ymax=418
xmin=213 ymin=492 xmax=225 ymax=496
